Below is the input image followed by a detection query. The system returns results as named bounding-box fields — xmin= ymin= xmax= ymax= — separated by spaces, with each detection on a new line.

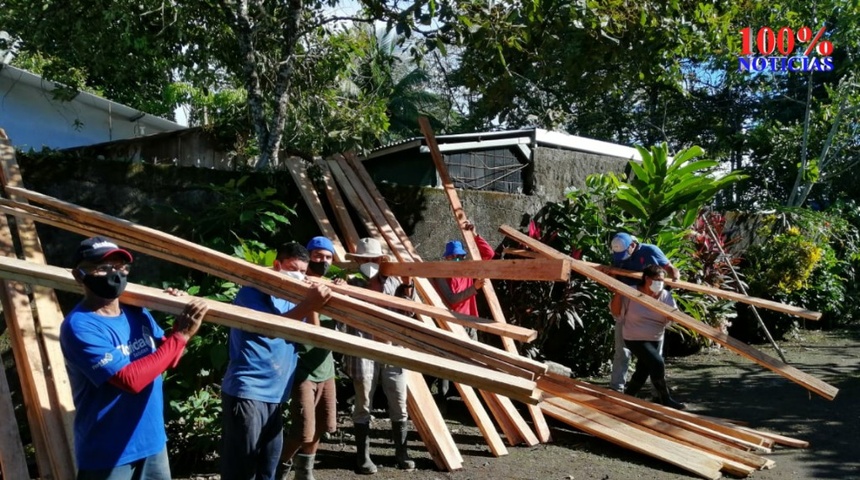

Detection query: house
xmin=360 ymin=128 xmax=641 ymax=254
xmin=0 ymin=63 xmax=183 ymax=151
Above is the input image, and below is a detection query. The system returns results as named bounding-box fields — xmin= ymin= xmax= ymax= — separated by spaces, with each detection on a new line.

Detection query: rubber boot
xmin=294 ymin=454 xmax=316 ymax=480
xmin=392 ymin=421 xmax=416 ymax=471
xmin=624 ymin=375 xmax=646 ymax=397
xmin=653 ymin=378 xmax=686 ymax=410
xmin=354 ymin=423 xmax=378 ymax=474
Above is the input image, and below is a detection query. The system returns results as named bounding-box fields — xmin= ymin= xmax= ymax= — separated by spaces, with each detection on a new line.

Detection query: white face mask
xmin=649 ymin=280 xmax=664 ymax=294
xmin=283 ymin=270 xmax=305 ymax=281
xmin=359 ymin=262 xmax=379 ymax=279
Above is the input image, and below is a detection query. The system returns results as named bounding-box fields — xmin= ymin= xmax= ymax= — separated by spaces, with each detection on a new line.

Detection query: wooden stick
xmin=540 ymin=398 xmax=723 ymax=480
xmin=380 ymin=258 xmax=571 ymax=282
xmin=501 ymin=225 xmax=839 ymax=401
xmin=419 ymin=118 xmax=551 ymax=443
xmin=0 ymin=344 xmax=30 ymax=480
xmin=284 ymin=157 xmax=347 ymax=259
xmin=501 ymin=247 xmax=543 ymax=259
xmin=325 ymin=158 xmax=386 ymax=248
xmin=0 ymin=256 xmax=540 ymax=404
xmin=334 ymin=157 xmax=520 ymax=456
xmin=584 ymin=262 xmax=821 ymax=321
xmin=318 ymin=159 xmax=361 ymax=253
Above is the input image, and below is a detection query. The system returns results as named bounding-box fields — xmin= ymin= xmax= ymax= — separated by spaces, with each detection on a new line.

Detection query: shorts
xmin=288 ymin=378 xmax=337 ymax=443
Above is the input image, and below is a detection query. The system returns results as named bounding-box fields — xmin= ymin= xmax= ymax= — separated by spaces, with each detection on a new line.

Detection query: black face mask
xmin=81 ymin=271 xmax=128 ymax=299
xmin=307 ymin=260 xmax=331 ymax=277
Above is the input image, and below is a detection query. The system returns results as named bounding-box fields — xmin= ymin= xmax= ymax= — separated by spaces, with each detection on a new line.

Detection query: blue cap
xmin=306 ymin=236 xmax=335 ymax=254
xmin=444 ymin=240 xmax=467 ymax=257
xmin=610 ymin=232 xmax=634 ymax=263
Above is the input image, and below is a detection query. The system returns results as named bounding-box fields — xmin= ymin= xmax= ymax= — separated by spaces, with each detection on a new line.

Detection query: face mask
xmin=81 ymin=271 xmax=128 ymax=299
xmin=307 ymin=260 xmax=331 ymax=277
xmin=359 ymin=262 xmax=379 ymax=279
xmin=283 ymin=270 xmax=305 ymax=281
xmin=649 ymin=280 xmax=664 ymax=294
xmin=618 ymin=251 xmax=631 ymax=261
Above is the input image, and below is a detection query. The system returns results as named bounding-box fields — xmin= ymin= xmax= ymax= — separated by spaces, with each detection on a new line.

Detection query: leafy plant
xmin=616 ymin=143 xmax=748 ymax=238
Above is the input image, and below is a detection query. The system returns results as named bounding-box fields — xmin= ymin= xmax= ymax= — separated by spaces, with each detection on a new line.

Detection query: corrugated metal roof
xmin=364 ymin=127 xmax=640 ymax=161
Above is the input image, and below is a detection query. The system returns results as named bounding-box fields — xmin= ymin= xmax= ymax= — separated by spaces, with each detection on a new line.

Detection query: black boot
xmin=391 ymin=421 xmax=415 ymax=470
xmin=624 ymin=375 xmax=646 ymax=397
xmin=294 ymin=453 xmax=316 ymax=480
xmin=653 ymin=378 xmax=686 ymax=410
xmin=354 ymin=422 xmax=378 ymax=474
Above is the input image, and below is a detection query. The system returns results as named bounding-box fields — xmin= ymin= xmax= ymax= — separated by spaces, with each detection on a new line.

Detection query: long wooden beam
xmin=0 ymin=255 xmax=539 ymax=404
xmin=380 ymin=258 xmax=571 ymax=282
xmin=584 ymin=262 xmax=821 ymax=321
xmin=419 ymin=118 xmax=551 ymax=443
xmin=318 ymin=159 xmax=361 ymax=253
xmin=333 ymin=154 xmax=513 ymax=454
xmin=501 ymin=225 xmax=839 ymax=400
xmin=285 ymin=157 xmax=348 ymax=260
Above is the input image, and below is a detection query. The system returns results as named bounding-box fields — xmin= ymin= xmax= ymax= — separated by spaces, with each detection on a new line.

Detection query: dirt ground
xmin=182 ymin=326 xmax=860 ymax=480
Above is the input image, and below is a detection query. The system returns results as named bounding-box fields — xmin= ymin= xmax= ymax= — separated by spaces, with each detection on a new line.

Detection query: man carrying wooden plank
xmin=60 ymin=237 xmax=209 ymax=479
xmin=344 ymin=237 xmax=416 ymax=474
xmin=609 ymin=232 xmax=680 ymax=394
xmin=279 ymin=237 xmax=340 ymax=480
xmin=220 ymin=243 xmax=332 ymax=480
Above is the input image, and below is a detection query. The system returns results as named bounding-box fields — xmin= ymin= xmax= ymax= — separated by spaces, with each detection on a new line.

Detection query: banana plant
xmin=615 ymin=143 xmax=747 ymax=238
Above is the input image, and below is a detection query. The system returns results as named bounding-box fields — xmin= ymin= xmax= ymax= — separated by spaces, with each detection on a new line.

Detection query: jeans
xmin=623 ymin=339 xmax=666 ymax=389
xmin=77 ymin=447 xmax=170 ymax=480
xmin=352 ymin=363 xmax=408 ymax=425
xmin=220 ymin=392 xmax=284 ymax=480
xmin=611 ymin=321 xmax=663 ymax=391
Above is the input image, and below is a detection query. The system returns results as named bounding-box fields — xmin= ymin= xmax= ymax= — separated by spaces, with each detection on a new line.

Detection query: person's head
xmin=305 ymin=236 xmax=335 ymax=277
xmin=72 ymin=236 xmax=134 ymax=300
xmin=639 ymin=263 xmax=666 ymax=296
xmin=345 ymin=237 xmax=388 ymax=279
xmin=273 ymin=242 xmax=310 ymax=280
xmin=610 ymin=232 xmax=639 ymax=263
xmin=443 ymin=240 xmax=467 ymax=261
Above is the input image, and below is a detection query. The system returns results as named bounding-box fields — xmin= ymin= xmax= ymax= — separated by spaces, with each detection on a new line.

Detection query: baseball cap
xmin=73 ymin=237 xmax=133 ymax=265
xmin=443 ymin=240 xmax=467 ymax=257
xmin=306 ymin=236 xmax=335 ymax=254
xmin=610 ymin=233 xmax=635 ymax=263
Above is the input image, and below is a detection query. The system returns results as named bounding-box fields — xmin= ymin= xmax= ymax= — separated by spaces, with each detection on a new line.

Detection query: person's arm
xmin=662 ymin=262 xmax=681 ymax=282
xmin=609 ymin=292 xmax=623 ymax=317
xmin=282 ymin=284 xmax=332 ymax=321
xmin=475 ymin=234 xmax=496 ymax=260
xmin=108 ymin=299 xmax=207 ymax=393
xmin=435 ymin=277 xmax=482 ymax=308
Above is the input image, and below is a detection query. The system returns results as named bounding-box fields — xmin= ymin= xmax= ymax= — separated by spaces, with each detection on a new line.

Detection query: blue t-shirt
xmin=60 ymin=304 xmax=167 ymax=470
xmin=615 ymin=243 xmax=670 ymax=286
xmin=221 ymin=286 xmax=299 ymax=403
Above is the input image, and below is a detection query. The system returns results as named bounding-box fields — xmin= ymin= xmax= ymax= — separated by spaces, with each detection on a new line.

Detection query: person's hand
xmin=672 ymin=275 xmax=680 ymax=283
xmin=473 ymin=278 xmax=486 ymax=290
xmin=331 ymin=277 xmax=345 ymax=286
xmin=463 ymin=220 xmax=475 ymax=232
xmin=305 ymin=284 xmax=332 ymax=310
xmin=175 ymin=299 xmax=208 ymax=341
xmin=164 ymin=287 xmax=187 ymax=297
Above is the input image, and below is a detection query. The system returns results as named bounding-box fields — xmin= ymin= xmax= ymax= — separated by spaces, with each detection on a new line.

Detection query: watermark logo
xmin=738 ymin=26 xmax=834 ymax=73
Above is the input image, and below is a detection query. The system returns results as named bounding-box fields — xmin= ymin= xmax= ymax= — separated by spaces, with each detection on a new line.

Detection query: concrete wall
xmin=531 ymin=148 xmax=630 ymax=201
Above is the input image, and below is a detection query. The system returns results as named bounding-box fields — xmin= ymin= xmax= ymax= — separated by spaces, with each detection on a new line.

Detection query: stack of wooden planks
xmin=0 ymin=124 xmax=827 ymax=479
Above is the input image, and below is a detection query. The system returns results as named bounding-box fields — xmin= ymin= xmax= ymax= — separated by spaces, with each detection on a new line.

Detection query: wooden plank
xmin=330 ymin=157 xmax=512 ymax=454
xmin=319 ymin=158 xmax=361 ymax=253
xmin=318 ymin=277 xmax=538 ymax=343
xmin=284 ymin=157 xmax=348 ymax=260
xmin=500 ymin=224 xmax=840 ymax=401
xmin=325 ymin=159 xmax=386 ymax=247
xmin=0 ymin=138 xmax=76 ymax=469
xmin=0 ymin=255 xmax=539 ymax=407
xmin=0 ymin=349 xmax=30 ymax=480
xmin=0 ymin=219 xmax=70 ymax=479
xmin=419 ymin=118 xmax=551 ymax=443
xmin=380 ymin=258 xmax=571 ymax=282
xmin=501 ymin=247 xmax=543 ymax=259
xmin=559 ymin=376 xmax=773 ymax=451
xmin=539 ymin=379 xmax=773 ymax=470
xmin=540 ymin=399 xmax=723 ymax=480
xmin=584 ymin=262 xmax=821 ymax=321
xmin=0 ymin=196 xmax=540 ymax=380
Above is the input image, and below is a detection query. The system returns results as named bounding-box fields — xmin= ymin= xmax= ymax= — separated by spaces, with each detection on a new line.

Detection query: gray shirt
xmin=620 ymin=289 xmax=676 ymax=341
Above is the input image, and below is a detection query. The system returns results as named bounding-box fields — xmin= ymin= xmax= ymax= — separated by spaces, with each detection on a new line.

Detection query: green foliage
xmin=616 ymin=143 xmax=748 ymax=238
xmin=746 ymin=225 xmax=822 ymax=294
